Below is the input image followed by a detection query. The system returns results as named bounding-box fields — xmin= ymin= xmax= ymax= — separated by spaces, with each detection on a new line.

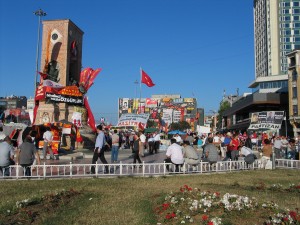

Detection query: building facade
xmin=118 ymin=95 xmax=200 ymax=131
xmin=287 ymin=50 xmax=300 ymax=136
xmin=250 ymin=0 xmax=300 ymax=92
xmin=221 ymin=0 xmax=299 ymax=136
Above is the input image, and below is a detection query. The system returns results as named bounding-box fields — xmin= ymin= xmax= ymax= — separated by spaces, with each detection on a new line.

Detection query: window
xmin=292 ymin=70 xmax=298 ymax=81
xmin=293 ymin=105 xmax=298 ymax=116
xmin=294 ymin=2 xmax=300 ymax=7
xmin=294 ymin=16 xmax=300 ymax=21
xmin=283 ymin=2 xmax=290 ymax=7
xmin=293 ymin=87 xmax=298 ymax=98
xmin=295 ymin=30 xmax=300 ymax=35
xmin=294 ymin=9 xmax=300 ymax=14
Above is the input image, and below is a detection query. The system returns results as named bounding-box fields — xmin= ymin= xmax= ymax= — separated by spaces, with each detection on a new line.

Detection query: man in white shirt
xmin=139 ymin=130 xmax=146 ymax=157
xmin=173 ymin=133 xmax=182 ymax=144
xmin=42 ymin=127 xmax=54 ymax=160
xmin=273 ymin=136 xmax=282 ymax=158
xmin=153 ymin=132 xmax=161 ymax=154
xmin=164 ymin=138 xmax=184 ymax=172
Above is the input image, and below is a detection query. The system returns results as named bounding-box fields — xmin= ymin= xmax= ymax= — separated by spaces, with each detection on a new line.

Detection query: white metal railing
xmin=0 ymin=159 xmax=299 ymax=179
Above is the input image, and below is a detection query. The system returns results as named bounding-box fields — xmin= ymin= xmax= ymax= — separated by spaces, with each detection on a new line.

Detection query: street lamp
xmin=134 ymin=80 xmax=139 ymax=113
xmin=34 ymin=9 xmax=47 ymax=92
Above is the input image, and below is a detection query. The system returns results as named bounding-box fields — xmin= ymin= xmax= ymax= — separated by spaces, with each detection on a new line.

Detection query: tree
xmin=217 ymin=101 xmax=230 ymax=129
xmin=147 ymin=119 xmax=157 ymax=128
xmin=170 ymin=121 xmax=190 ymax=131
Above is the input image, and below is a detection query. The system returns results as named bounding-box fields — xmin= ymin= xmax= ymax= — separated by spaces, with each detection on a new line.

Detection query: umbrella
xmin=144 ymin=127 xmax=158 ymax=133
xmin=168 ymin=130 xmax=186 ymax=135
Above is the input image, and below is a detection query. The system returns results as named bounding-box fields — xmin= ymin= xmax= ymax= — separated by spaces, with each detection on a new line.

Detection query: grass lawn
xmin=0 ymin=169 xmax=299 ymax=225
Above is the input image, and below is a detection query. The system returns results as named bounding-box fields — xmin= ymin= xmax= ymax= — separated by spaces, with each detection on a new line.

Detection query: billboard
xmin=117 ymin=113 xmax=149 ymax=128
xmin=248 ymin=111 xmax=285 ymax=130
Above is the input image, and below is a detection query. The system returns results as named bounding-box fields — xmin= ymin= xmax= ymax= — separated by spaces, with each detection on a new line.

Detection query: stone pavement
xmin=41 ymin=146 xmax=261 ymax=165
xmin=42 ymin=147 xmax=169 ymax=165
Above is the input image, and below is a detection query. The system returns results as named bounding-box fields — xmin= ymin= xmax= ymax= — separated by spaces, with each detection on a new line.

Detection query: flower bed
xmin=155 ymin=185 xmax=300 ymax=225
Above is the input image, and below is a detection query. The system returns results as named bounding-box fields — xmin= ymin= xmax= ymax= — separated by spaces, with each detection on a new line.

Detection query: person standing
xmin=281 ymin=136 xmax=289 ymax=158
xmin=91 ymin=125 xmax=109 ymax=174
xmin=132 ymin=133 xmax=142 ymax=167
xmin=18 ymin=135 xmax=41 ymax=176
xmin=164 ymin=138 xmax=184 ymax=172
xmin=42 ymin=127 xmax=54 ymax=160
xmin=0 ymin=136 xmax=15 ymax=176
xmin=139 ymin=130 xmax=146 ymax=157
xmin=273 ymin=136 xmax=282 ymax=159
xmin=147 ymin=133 xmax=154 ymax=154
xmin=261 ymin=139 xmax=272 ymax=169
xmin=153 ymin=131 xmax=161 ymax=154
xmin=229 ymin=134 xmax=240 ymax=161
xmin=111 ymin=129 xmax=119 ymax=163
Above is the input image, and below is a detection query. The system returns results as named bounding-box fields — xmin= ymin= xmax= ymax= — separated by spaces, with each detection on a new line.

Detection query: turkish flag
xmin=141 ymin=69 xmax=155 ymax=87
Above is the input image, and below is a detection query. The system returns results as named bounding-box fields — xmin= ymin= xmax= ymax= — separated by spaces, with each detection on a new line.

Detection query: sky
xmin=0 ymin=0 xmax=255 ymax=125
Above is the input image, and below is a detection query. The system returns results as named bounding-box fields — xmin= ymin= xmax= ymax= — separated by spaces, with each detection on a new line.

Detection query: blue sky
xmin=0 ymin=0 xmax=255 ymax=124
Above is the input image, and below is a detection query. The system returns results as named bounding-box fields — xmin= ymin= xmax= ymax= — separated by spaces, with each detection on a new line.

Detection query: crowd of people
xmin=1 ymin=123 xmax=299 ymax=176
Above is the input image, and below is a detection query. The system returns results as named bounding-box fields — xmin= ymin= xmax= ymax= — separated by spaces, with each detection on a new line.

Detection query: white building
xmin=249 ymin=0 xmax=300 ymax=93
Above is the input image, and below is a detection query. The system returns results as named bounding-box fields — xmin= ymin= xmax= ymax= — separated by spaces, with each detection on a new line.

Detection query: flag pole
xmin=139 ymin=67 xmax=142 ymax=114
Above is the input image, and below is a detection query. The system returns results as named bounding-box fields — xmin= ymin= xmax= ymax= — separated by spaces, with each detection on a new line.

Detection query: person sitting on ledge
xmin=164 ymin=138 xmax=184 ymax=172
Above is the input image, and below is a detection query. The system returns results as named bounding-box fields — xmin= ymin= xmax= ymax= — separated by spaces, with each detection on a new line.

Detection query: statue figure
xmin=47 ymin=60 xmax=60 ymax=83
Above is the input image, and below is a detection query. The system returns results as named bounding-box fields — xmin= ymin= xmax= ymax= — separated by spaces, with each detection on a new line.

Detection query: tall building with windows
xmin=250 ymin=0 xmax=300 ymax=93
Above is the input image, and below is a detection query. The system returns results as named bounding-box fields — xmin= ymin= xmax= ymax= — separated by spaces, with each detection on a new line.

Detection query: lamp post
xmin=134 ymin=80 xmax=138 ymax=114
xmin=34 ymin=9 xmax=47 ymax=92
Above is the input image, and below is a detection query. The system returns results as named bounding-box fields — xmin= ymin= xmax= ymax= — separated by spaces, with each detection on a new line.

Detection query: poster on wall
xmin=248 ymin=111 xmax=284 ymax=130
xmin=162 ymin=108 xmax=173 ymax=125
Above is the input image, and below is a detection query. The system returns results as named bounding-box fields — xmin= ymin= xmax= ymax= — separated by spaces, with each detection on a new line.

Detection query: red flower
xmin=290 ymin=211 xmax=297 ymax=220
xmin=202 ymin=214 xmax=209 ymax=221
xmin=165 ymin=212 xmax=176 ymax=220
xmin=283 ymin=217 xmax=289 ymax=221
xmin=162 ymin=203 xmax=170 ymax=210
xmin=208 ymin=221 xmax=214 ymax=225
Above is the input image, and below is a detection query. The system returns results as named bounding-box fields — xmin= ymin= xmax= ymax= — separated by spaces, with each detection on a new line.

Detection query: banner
xmin=162 ymin=108 xmax=173 ymax=125
xmin=117 ymin=113 xmax=149 ymax=127
xmin=45 ymin=93 xmax=83 ymax=105
xmin=146 ymin=98 xmax=158 ymax=108
xmin=248 ymin=111 xmax=284 ymax=130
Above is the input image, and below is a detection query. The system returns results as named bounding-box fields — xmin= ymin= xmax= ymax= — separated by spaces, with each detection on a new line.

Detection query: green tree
xmin=217 ymin=101 xmax=230 ymax=129
xmin=147 ymin=119 xmax=157 ymax=128
xmin=170 ymin=121 xmax=191 ymax=131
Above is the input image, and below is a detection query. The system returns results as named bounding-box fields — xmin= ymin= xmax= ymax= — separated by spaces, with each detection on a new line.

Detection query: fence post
xmin=95 ymin=162 xmax=98 ymax=177
xmin=43 ymin=162 xmax=46 ymax=178
xmin=200 ymin=160 xmax=202 ymax=173
xmin=142 ymin=161 xmax=145 ymax=177
xmin=120 ymin=161 xmax=123 ymax=175
xmin=16 ymin=164 xmax=19 ymax=179
xmin=70 ymin=162 xmax=73 ymax=177
xmin=163 ymin=161 xmax=166 ymax=175
xmin=230 ymin=160 xmax=232 ymax=172
xmin=272 ymin=147 xmax=276 ymax=169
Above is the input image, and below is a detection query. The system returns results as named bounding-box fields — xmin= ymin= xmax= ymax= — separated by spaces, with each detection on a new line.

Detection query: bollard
xmin=272 ymin=147 xmax=276 ymax=169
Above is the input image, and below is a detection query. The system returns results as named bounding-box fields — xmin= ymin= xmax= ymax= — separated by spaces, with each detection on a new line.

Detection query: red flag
xmin=84 ymin=97 xmax=96 ymax=132
xmin=80 ymin=68 xmax=102 ymax=91
xmin=141 ymin=69 xmax=155 ymax=87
